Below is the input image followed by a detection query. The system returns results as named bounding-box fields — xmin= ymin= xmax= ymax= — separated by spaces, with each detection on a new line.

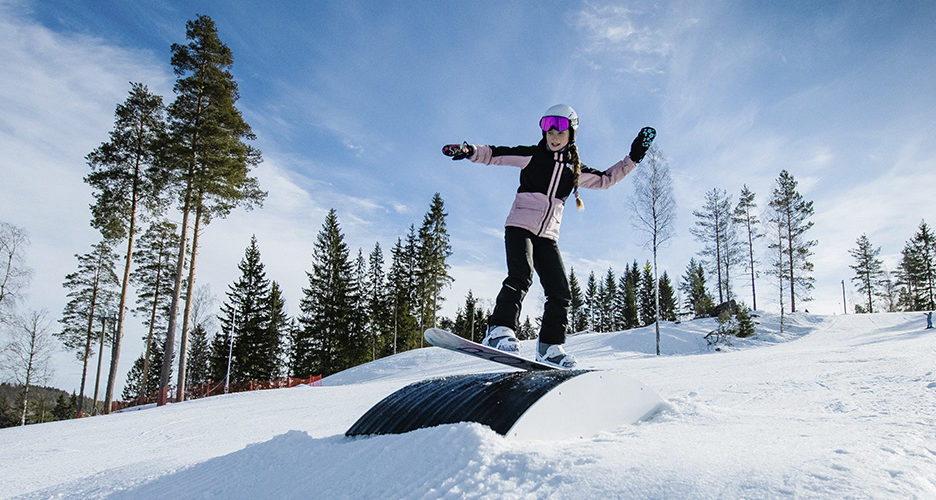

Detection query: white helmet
xmin=541 ymin=104 xmax=579 ymax=133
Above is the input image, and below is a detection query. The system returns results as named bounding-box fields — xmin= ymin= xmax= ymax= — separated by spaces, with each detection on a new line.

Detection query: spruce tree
xmin=415 ymin=194 xmax=453 ymax=333
xmin=735 ymin=305 xmax=756 ymax=338
xmin=849 ymin=233 xmax=885 ymax=313
xmin=160 ymin=15 xmax=266 ymax=404
xmin=185 ymin=323 xmax=211 ymax=387
xmin=768 ymin=170 xmax=816 ymax=312
xmin=263 ymin=281 xmax=290 ymax=378
xmin=295 ymin=210 xmax=354 ymax=377
xmin=621 ymin=262 xmax=641 ymax=329
xmin=342 ymin=251 xmax=369 ymax=369
xmin=387 ymin=234 xmax=419 ymax=352
xmin=595 ymin=278 xmax=607 ymax=332
xmin=601 ymin=269 xmax=618 ymax=332
xmin=518 ymin=316 xmax=537 ymax=340
xmin=220 ymin=235 xmax=272 ymax=382
xmin=679 ymin=258 xmax=715 ymax=318
xmin=638 ymin=262 xmax=656 ymax=326
xmin=584 ymin=271 xmax=599 ymax=331
xmin=568 ymin=268 xmax=587 ymax=333
xmin=365 ymin=243 xmax=391 ymax=359
xmin=658 ymin=272 xmax=677 ymax=321
xmin=454 ymin=290 xmax=481 ymax=341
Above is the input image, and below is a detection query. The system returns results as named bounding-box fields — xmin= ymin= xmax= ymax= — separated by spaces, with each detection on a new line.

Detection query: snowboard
xmin=424 ymin=328 xmax=561 ymax=371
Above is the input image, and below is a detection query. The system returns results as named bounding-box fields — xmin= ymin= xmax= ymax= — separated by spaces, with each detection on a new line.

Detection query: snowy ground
xmin=2 ymin=312 xmax=935 ymax=499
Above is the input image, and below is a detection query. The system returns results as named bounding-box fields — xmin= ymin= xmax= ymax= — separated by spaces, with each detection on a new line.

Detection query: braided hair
xmin=567 ymin=143 xmax=585 ymax=210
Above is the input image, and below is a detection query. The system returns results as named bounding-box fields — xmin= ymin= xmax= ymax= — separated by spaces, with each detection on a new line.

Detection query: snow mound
xmin=4 ymin=312 xmax=936 ymax=499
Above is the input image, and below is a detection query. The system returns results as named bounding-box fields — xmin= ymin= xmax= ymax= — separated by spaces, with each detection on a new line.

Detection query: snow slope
xmin=2 ymin=313 xmax=935 ymax=499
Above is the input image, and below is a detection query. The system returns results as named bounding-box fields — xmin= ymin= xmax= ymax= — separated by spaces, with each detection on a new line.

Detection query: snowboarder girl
xmin=443 ymin=104 xmax=655 ymax=368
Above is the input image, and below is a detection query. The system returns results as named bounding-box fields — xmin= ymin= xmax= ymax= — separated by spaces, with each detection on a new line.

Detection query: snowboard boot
xmin=536 ymin=341 xmax=577 ymax=369
xmin=482 ymin=325 xmax=519 ymax=353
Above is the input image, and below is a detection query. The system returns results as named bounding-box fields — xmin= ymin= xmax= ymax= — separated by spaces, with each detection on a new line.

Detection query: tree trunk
xmin=104 ymin=195 xmax=137 ymax=412
xmin=19 ymin=335 xmax=35 ymax=425
xmin=159 ymin=180 xmax=193 ymax=405
xmin=176 ymin=197 xmax=203 ymax=401
xmin=92 ymin=317 xmax=106 ymax=415
xmin=786 ymin=214 xmax=796 ymax=313
xmin=141 ymin=248 xmax=164 ymax=397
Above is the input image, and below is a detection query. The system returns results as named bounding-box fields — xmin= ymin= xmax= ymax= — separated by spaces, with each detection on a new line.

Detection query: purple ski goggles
xmin=539 ymin=116 xmax=571 ymax=132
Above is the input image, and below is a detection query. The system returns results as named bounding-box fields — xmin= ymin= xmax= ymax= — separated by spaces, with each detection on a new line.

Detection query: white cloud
xmin=571 ymin=3 xmax=676 ymax=74
xmin=0 ymin=7 xmax=173 ymax=393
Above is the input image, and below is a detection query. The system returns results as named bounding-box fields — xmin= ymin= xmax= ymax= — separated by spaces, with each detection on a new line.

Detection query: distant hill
xmin=0 ymin=383 xmax=99 ymax=427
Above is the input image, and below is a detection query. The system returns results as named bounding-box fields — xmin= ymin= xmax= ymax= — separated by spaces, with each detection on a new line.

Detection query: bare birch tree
xmin=1 ymin=310 xmax=55 ymax=425
xmin=631 ymin=148 xmax=676 ymax=355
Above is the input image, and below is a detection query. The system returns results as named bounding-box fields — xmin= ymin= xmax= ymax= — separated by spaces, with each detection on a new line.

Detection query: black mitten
xmin=442 ymin=142 xmax=475 ymax=160
xmin=629 ymin=127 xmax=656 ymax=163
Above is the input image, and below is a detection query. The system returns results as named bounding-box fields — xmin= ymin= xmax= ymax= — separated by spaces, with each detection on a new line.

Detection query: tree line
xmin=849 ymin=220 xmax=935 ymax=313
xmin=118 ymin=194 xmax=454 ymax=395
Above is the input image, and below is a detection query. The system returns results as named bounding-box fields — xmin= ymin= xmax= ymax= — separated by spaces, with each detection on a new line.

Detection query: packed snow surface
xmin=2 ymin=312 xmax=935 ymax=498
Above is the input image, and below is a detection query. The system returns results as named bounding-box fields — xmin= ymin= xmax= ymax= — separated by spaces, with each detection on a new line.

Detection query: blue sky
xmin=2 ymin=0 xmax=935 ymax=393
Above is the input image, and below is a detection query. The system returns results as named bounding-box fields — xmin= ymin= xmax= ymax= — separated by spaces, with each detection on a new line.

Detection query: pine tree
xmin=160 ymin=15 xmax=266 ymax=404
xmin=849 ymin=234 xmax=885 ymax=313
xmin=129 ymin=220 xmax=180 ymax=398
xmin=733 ymin=185 xmax=763 ymax=310
xmin=765 ymin=201 xmax=789 ymax=327
xmin=56 ymin=241 xmax=119 ymax=417
xmin=85 ymin=83 xmax=168 ymax=413
xmin=294 ymin=210 xmax=354 ymax=377
xmin=691 ymin=188 xmax=739 ymax=304
xmin=768 ymin=170 xmax=816 ymax=312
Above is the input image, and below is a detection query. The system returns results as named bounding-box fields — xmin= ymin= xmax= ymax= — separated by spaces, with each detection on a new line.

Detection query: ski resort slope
xmin=2 ymin=313 xmax=935 ymax=499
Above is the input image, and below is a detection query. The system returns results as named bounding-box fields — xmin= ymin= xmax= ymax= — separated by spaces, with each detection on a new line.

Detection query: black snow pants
xmin=488 ymin=226 xmax=571 ymax=345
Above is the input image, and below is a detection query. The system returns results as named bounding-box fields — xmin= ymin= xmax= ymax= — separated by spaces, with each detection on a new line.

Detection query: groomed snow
xmin=2 ymin=312 xmax=935 ymax=498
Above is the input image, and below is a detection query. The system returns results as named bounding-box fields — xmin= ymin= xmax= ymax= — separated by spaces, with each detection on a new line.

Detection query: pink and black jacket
xmin=468 ymin=139 xmax=637 ymax=241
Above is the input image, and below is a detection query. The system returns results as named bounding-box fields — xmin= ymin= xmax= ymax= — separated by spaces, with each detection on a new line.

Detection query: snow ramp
xmin=345 ymin=370 xmax=664 ymax=440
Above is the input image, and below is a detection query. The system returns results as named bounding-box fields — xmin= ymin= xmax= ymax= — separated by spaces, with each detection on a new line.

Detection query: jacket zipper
xmin=536 ymin=151 xmax=564 ymax=236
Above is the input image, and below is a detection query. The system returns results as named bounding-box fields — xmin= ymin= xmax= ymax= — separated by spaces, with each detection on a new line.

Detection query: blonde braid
xmin=568 ymin=144 xmax=585 ymax=210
